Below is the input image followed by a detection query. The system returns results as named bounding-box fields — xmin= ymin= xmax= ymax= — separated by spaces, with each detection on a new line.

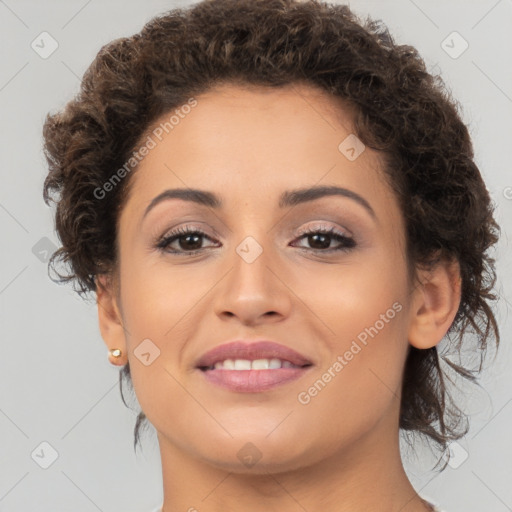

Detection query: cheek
xmin=118 ymin=254 xmax=199 ymax=335
xmin=297 ymin=240 xmax=408 ymax=338
xmin=293 ymin=290 xmax=410 ymax=452
xmin=303 ymin=245 xmax=411 ymax=400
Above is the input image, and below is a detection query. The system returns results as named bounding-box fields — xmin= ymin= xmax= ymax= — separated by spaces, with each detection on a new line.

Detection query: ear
xmin=408 ymin=257 xmax=462 ymax=349
xmin=96 ymin=273 xmax=128 ymax=365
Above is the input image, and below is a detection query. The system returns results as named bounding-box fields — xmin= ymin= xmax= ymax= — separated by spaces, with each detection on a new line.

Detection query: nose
xmin=212 ymin=235 xmax=293 ymax=326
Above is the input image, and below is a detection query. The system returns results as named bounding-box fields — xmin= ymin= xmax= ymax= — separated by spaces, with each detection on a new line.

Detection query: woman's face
xmin=104 ymin=83 xmax=420 ymax=471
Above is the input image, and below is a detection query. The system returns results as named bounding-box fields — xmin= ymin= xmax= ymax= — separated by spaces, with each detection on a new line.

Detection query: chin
xmin=195 ymin=433 xmax=320 ymax=475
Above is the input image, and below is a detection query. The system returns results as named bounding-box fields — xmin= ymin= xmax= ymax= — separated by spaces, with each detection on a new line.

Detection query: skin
xmin=97 ymin=82 xmax=461 ymax=512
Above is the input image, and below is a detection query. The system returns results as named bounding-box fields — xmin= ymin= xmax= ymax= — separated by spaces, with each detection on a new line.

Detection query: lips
xmin=195 ymin=340 xmax=313 ymax=370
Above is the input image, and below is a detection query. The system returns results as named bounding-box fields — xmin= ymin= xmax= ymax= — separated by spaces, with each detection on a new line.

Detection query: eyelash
xmin=155 ymin=225 xmax=356 ymax=256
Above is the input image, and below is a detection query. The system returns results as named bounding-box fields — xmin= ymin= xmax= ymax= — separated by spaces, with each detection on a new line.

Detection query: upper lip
xmin=195 ymin=340 xmax=313 ymax=369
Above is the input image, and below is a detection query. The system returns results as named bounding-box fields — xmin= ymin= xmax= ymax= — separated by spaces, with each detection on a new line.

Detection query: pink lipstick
xmin=195 ymin=340 xmax=314 ymax=392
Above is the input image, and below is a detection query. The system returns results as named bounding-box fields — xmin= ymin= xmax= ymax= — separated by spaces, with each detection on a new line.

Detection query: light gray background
xmin=0 ymin=1 xmax=511 ymax=511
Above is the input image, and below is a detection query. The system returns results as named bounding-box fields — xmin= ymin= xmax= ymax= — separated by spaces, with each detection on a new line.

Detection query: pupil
xmin=181 ymin=234 xmax=202 ymax=250
xmin=177 ymin=233 xmax=333 ymax=251
xmin=309 ymin=233 xmax=330 ymax=249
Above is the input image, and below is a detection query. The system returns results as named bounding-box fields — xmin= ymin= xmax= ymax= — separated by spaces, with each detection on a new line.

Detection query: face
xmin=105 ymin=82 xmax=420 ymax=472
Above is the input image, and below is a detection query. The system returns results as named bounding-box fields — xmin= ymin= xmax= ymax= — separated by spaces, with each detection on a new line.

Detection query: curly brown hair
xmin=42 ymin=0 xmax=500 ymax=468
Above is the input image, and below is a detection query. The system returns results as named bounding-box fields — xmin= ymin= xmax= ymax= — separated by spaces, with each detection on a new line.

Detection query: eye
xmin=155 ymin=226 xmax=219 ymax=255
xmin=155 ymin=224 xmax=356 ymax=256
xmin=291 ymin=225 xmax=356 ymax=253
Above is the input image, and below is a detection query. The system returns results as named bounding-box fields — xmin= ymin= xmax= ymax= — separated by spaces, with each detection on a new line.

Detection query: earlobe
xmin=408 ymin=257 xmax=462 ymax=350
xmin=96 ymin=273 xmax=127 ymax=365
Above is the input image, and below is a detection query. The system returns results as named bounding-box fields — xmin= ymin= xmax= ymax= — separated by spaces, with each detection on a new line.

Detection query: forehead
xmin=174 ymin=82 xmax=360 ymax=149
xmin=120 ymin=82 xmax=395 ymax=224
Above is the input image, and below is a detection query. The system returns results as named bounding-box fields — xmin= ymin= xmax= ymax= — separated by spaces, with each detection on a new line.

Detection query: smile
xmin=198 ymin=359 xmax=313 ymax=392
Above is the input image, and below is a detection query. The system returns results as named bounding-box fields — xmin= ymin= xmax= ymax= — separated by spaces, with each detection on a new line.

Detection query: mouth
xmin=195 ymin=340 xmax=314 ymax=392
xmin=198 ymin=357 xmax=311 ymax=371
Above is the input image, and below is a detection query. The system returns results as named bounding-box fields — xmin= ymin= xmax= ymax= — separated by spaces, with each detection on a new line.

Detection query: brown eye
xmin=155 ymin=225 xmax=356 ymax=256
xmin=156 ymin=227 xmax=218 ymax=254
xmin=292 ymin=226 xmax=356 ymax=253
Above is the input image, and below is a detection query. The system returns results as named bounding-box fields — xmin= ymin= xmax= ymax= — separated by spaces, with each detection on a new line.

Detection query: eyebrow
xmin=142 ymin=185 xmax=376 ymax=221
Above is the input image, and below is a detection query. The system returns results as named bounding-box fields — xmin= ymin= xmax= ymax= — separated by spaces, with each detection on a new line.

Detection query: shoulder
xmin=421 ymin=495 xmax=446 ymax=512
xmin=147 ymin=505 xmax=447 ymax=512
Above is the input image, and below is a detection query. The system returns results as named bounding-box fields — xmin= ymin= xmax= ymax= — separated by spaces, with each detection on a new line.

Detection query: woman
xmin=41 ymin=1 xmax=500 ymax=511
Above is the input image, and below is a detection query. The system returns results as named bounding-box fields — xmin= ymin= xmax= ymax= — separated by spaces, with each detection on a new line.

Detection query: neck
xmin=156 ymin=407 xmax=432 ymax=512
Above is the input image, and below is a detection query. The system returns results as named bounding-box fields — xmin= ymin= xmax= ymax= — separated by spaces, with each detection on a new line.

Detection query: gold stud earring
xmin=109 ymin=348 xmax=122 ymax=358
xmin=108 ymin=348 xmax=124 ymax=365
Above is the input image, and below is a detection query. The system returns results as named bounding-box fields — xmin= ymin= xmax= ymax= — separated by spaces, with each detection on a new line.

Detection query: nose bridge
xmin=212 ymin=221 xmax=292 ymax=323
xmin=229 ymin=203 xmax=286 ymax=268
xmin=230 ymin=226 xmax=274 ymax=288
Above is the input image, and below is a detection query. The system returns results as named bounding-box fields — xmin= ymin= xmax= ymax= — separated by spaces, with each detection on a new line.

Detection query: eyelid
xmin=155 ymin=220 xmax=357 ymax=255
xmin=155 ymin=224 xmax=218 ymax=250
xmin=157 ymin=220 xmax=351 ymax=243
xmin=295 ymin=221 xmax=353 ymax=238
xmin=156 ymin=221 xmax=218 ymax=239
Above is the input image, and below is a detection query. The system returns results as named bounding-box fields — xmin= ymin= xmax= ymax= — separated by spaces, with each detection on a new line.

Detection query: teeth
xmin=252 ymin=359 xmax=270 ymax=370
xmin=209 ymin=358 xmax=300 ymax=370
xmin=234 ymin=359 xmax=251 ymax=370
xmin=222 ymin=359 xmax=235 ymax=370
xmin=269 ymin=358 xmax=283 ymax=369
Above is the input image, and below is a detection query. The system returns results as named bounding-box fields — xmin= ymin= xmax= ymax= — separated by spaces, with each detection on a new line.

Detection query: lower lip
xmin=198 ymin=367 xmax=312 ymax=392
